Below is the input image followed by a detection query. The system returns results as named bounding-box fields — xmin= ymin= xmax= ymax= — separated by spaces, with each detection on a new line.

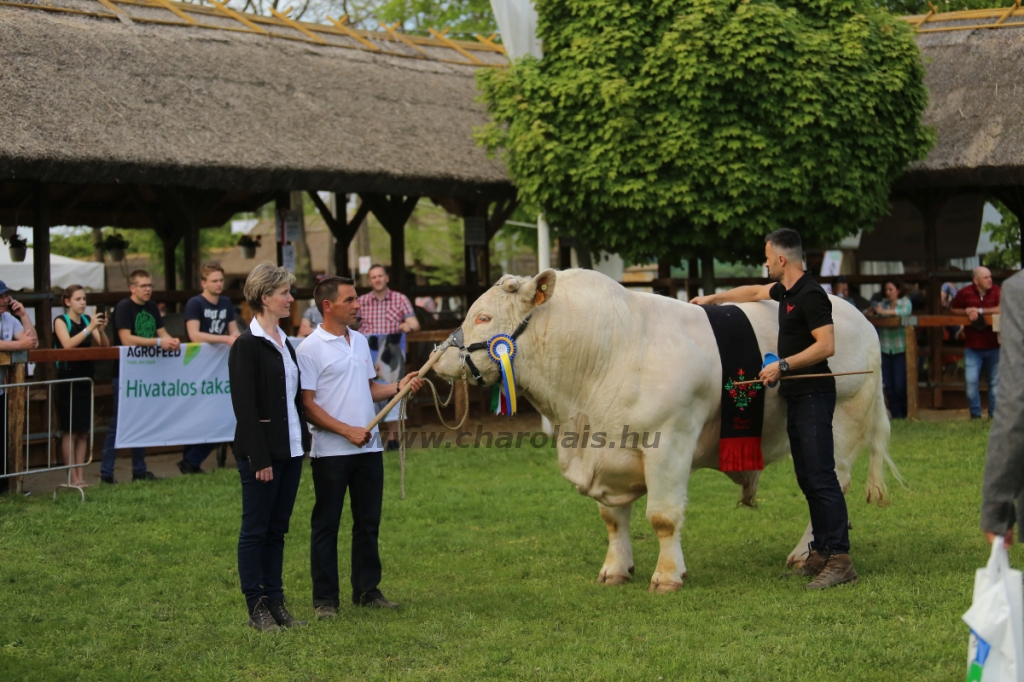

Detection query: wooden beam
xmin=7 ymin=362 xmax=26 ymax=494
xmin=474 ymin=32 xmax=506 ymax=54
xmin=428 ymin=27 xmax=483 ymax=64
xmin=33 ymin=182 xmax=52 ymax=352
xmin=379 ymin=21 xmax=429 ymax=58
xmin=150 ymin=0 xmax=196 ymax=24
xmin=206 ymin=0 xmax=266 ymax=34
xmin=29 ymin=347 xmax=121 ymax=363
xmin=905 ymin=325 xmax=919 ymax=418
xmin=327 ymin=15 xmax=381 ymax=51
xmin=269 ymin=7 xmax=325 ymax=44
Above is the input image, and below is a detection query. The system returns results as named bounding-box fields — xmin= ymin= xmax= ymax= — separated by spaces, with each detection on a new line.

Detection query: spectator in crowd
xmin=868 ymin=278 xmax=912 ymax=419
xmin=101 ymin=270 xmax=180 ymax=484
xmin=228 ymin=262 xmax=310 ymax=632
xmin=981 ymin=269 xmax=1024 ymax=548
xmin=414 ymin=295 xmax=439 ymax=320
xmin=833 ymin=276 xmax=869 ymax=311
xmin=357 ymin=265 xmax=420 ymax=451
xmin=53 ymin=285 xmax=110 ymax=487
xmin=0 ymin=281 xmax=38 ymax=496
xmin=941 ymin=280 xmax=959 ymax=310
xmin=178 ymin=262 xmax=240 ymax=475
xmin=297 ymin=276 xmax=330 ymax=338
xmin=952 ymin=266 xmax=1002 ymax=419
xmin=297 ymin=276 xmax=423 ymax=618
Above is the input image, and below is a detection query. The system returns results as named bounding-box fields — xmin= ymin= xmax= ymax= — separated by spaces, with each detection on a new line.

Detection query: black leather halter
xmin=438 ymin=314 xmax=533 ymax=385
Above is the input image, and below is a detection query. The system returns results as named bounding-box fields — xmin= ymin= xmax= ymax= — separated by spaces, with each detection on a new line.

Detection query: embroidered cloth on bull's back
xmin=700 ymin=305 xmax=766 ymax=472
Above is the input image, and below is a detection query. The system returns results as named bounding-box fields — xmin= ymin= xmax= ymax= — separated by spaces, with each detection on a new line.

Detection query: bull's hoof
xmin=598 ymin=566 xmax=634 ymax=586
xmin=598 ymin=573 xmax=631 ymax=586
xmin=648 ymin=580 xmax=684 ymax=594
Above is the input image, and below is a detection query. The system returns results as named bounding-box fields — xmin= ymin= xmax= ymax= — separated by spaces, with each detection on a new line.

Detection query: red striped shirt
xmin=357 ymin=289 xmax=414 ymax=335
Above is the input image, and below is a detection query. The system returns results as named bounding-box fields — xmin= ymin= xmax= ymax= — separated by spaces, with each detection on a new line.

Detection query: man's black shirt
xmin=769 ymin=273 xmax=835 ymax=396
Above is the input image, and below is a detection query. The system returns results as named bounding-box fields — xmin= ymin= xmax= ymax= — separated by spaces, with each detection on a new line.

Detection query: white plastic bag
xmin=963 ymin=537 xmax=1024 ymax=682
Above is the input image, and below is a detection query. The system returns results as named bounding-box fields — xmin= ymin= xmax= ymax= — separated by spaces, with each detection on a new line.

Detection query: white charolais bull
xmin=433 ymin=268 xmax=896 ymax=593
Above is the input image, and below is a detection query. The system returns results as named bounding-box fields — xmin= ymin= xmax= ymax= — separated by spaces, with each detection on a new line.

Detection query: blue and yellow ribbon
xmin=486 ymin=334 xmax=518 ymax=415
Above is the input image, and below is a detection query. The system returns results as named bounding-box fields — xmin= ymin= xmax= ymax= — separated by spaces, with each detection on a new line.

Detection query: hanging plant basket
xmin=241 ymin=245 xmax=257 ymax=259
xmin=9 ymin=246 xmax=26 ymax=262
xmin=99 ymin=233 xmax=130 ymax=262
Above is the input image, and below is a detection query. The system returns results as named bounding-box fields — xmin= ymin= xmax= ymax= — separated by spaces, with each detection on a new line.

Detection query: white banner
xmin=114 ymin=344 xmax=235 ymax=448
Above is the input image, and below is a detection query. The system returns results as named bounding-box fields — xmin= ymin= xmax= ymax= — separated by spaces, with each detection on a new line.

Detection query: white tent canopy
xmin=0 ymin=247 xmax=105 ymax=292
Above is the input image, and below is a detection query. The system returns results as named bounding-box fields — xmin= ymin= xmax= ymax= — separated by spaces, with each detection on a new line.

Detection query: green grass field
xmin=0 ymin=420 xmax=1009 ymax=681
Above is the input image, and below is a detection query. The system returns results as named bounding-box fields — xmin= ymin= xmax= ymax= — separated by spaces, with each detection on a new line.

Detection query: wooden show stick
xmin=732 ymin=370 xmax=874 ymax=387
xmin=367 ymin=347 xmax=446 ymax=430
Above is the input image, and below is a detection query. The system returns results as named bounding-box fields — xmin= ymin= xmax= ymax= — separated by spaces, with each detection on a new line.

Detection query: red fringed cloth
xmin=699 ymin=305 xmax=766 ymax=472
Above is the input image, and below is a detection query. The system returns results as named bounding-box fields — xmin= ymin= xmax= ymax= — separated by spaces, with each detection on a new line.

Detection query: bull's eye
xmin=475 ymin=314 xmax=491 ymax=325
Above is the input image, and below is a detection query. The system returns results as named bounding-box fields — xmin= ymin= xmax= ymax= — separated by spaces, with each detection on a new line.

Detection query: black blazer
xmin=229 ymin=328 xmax=311 ymax=471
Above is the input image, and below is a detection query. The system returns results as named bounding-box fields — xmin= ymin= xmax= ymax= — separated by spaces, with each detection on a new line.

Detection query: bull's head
xmin=433 ymin=269 xmax=557 ymax=385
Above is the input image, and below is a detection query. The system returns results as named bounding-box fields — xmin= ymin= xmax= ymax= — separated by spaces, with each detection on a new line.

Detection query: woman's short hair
xmin=62 ymin=284 xmax=85 ymax=304
xmin=244 ymin=262 xmax=295 ymax=314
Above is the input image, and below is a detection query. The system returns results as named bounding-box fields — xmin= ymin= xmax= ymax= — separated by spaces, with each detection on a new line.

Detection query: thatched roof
xmin=0 ymin=0 xmax=510 ymax=218
xmin=899 ymin=8 xmax=1024 ymax=190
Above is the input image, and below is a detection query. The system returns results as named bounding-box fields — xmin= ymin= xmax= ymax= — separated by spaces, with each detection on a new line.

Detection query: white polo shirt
xmin=295 ymin=324 xmax=380 ymax=457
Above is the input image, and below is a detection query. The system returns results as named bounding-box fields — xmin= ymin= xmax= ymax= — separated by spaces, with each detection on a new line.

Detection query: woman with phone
xmin=53 ymin=285 xmax=110 ymax=487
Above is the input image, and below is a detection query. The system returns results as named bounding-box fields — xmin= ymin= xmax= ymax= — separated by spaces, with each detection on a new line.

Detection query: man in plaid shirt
xmin=358 ymin=265 xmax=420 ymax=450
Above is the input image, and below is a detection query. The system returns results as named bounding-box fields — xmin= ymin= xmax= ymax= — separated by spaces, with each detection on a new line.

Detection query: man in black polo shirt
xmin=691 ymin=228 xmax=856 ymax=589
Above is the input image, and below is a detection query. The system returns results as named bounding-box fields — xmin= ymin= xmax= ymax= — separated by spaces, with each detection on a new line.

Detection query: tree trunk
xmin=701 ymin=254 xmax=716 ymax=297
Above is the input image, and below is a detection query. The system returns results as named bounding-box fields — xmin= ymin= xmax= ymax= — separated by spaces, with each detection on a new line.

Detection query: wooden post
xmin=390 ymin=214 xmax=406 ymax=290
xmin=905 ymin=323 xmax=919 ymax=418
xmin=92 ymin=227 xmax=105 ymax=263
xmin=275 ymin=192 xmax=290 ymax=268
xmin=160 ymin=226 xmax=180 ymax=292
xmin=33 ymin=182 xmax=52 ymax=351
xmin=7 ymin=361 xmax=26 ymax=494
xmin=182 ymin=218 xmax=200 ymax=290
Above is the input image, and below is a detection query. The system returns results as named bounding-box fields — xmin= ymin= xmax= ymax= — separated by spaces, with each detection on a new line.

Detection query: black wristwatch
xmin=778 ymin=358 xmax=790 ymax=374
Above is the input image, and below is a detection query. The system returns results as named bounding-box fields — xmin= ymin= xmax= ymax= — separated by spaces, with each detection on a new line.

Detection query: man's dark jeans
xmin=310 ymin=452 xmax=384 ymax=607
xmin=101 ymin=378 xmax=147 ymax=479
xmin=881 ymin=352 xmax=908 ymax=419
xmin=237 ymin=456 xmax=303 ymax=613
xmin=785 ymin=391 xmax=850 ymax=554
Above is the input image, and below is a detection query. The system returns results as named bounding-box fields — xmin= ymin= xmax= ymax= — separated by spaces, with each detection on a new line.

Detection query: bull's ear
xmin=520 ymin=269 xmax=556 ymax=307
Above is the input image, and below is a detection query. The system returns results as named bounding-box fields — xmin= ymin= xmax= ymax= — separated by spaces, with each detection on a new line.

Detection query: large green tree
xmin=477 ymin=0 xmax=935 ymax=265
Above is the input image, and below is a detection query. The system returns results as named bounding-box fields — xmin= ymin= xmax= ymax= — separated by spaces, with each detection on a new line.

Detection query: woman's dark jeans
xmin=237 ymin=456 xmax=303 ymax=613
xmin=784 ymin=391 xmax=850 ymax=555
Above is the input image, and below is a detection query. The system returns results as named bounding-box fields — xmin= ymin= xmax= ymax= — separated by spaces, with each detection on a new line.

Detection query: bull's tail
xmin=865 ymin=378 xmax=904 ymax=506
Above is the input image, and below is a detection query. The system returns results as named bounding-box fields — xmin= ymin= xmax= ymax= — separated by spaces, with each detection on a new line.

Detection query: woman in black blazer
xmin=229 ymin=262 xmax=311 ymax=632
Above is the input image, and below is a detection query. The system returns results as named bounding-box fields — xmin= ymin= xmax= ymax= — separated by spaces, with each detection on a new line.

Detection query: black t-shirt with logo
xmin=111 ymin=299 xmax=164 ymax=377
xmin=184 ymin=295 xmax=234 ymax=336
xmin=769 ymin=273 xmax=835 ymax=396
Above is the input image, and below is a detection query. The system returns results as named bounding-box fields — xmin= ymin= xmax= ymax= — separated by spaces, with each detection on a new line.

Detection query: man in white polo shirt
xmin=296 ymin=276 xmax=423 ymax=618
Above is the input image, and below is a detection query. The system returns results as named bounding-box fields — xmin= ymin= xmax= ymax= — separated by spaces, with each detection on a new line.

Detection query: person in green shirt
xmin=870 ymin=278 xmax=913 ymax=419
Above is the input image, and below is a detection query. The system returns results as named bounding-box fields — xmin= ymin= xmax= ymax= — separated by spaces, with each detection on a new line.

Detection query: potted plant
xmin=5 ymin=234 xmax=27 ymax=262
xmin=100 ymin=233 xmax=130 ymax=262
xmin=238 ymin=234 xmax=261 ymax=259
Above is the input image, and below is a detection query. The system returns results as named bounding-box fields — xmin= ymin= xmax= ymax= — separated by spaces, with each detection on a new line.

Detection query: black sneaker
xmin=248 ymin=597 xmax=281 ymax=633
xmin=268 ymin=598 xmax=306 ymax=628
xmin=132 ymin=472 xmax=159 ymax=482
xmin=101 ymin=476 xmax=117 ymax=485
xmin=357 ymin=593 xmax=400 ymax=609
xmin=176 ymin=461 xmax=204 ymax=475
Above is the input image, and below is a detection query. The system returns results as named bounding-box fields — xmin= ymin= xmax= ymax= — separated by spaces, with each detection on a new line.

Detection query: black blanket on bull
xmin=700 ymin=305 xmax=766 ymax=472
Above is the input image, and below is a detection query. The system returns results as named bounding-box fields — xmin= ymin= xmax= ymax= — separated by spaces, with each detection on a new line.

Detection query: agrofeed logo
xmin=183 ymin=344 xmax=201 ymax=366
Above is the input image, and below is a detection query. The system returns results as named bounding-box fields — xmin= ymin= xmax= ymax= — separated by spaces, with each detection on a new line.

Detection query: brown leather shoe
xmin=783 ymin=549 xmax=827 ymax=578
xmin=804 ymin=553 xmax=858 ymax=590
xmin=314 ymin=604 xmax=338 ymax=620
